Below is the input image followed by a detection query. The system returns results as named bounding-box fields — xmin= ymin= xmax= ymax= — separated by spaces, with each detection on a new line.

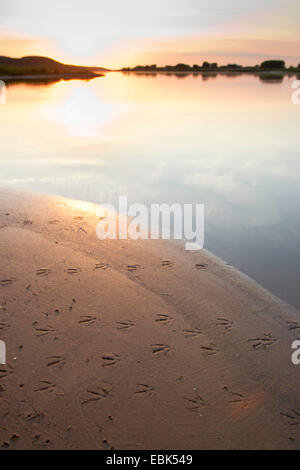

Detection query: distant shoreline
xmin=1 ymin=70 xmax=298 ymax=80
xmin=1 ymin=69 xmax=298 ymax=84
xmin=1 ymin=55 xmax=299 ymax=80
xmin=0 ymin=55 xmax=108 ymax=81
xmin=119 ymin=69 xmax=300 ymax=77
xmin=120 ymin=60 xmax=300 ymax=77
xmin=120 ymin=69 xmax=297 ymax=74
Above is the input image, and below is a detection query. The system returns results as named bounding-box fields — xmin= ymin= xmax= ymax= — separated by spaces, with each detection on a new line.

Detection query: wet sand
xmin=0 ymin=187 xmax=300 ymax=450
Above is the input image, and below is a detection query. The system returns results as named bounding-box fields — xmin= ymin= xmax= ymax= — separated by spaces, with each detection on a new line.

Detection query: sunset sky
xmin=0 ymin=0 xmax=299 ymax=68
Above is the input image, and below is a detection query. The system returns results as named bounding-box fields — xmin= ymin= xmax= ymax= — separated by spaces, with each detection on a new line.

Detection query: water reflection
xmin=4 ymin=76 xmax=97 ymax=88
xmin=0 ymin=72 xmax=299 ymax=309
xmin=259 ymin=74 xmax=285 ymax=83
xmin=44 ymin=87 xmax=116 ymax=137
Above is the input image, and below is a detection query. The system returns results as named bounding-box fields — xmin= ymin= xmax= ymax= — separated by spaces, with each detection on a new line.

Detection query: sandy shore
xmin=0 ymin=187 xmax=300 ymax=450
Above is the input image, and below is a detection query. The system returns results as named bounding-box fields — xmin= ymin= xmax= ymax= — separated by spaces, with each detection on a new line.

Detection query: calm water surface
xmin=0 ymin=72 xmax=300 ymax=310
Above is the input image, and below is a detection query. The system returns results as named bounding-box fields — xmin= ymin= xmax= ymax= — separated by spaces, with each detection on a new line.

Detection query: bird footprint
xmin=161 ymin=260 xmax=174 ymax=267
xmin=127 ymin=265 xmax=139 ymax=272
xmin=287 ymin=321 xmax=300 ymax=331
xmin=155 ymin=314 xmax=173 ymax=325
xmin=248 ymin=333 xmax=276 ymax=350
xmin=101 ymin=353 xmax=120 ymax=367
xmin=216 ymin=318 xmax=233 ymax=331
xmin=116 ymin=320 xmax=134 ymax=330
xmin=0 ymin=322 xmax=10 ymax=331
xmin=183 ymin=328 xmax=202 ymax=338
xmin=0 ymin=278 xmax=16 ymax=286
xmin=195 ymin=263 xmax=208 ymax=270
xmin=280 ymin=409 xmax=300 ymax=426
xmin=36 ymin=268 xmax=51 ymax=276
xmin=46 ymin=355 xmax=65 ymax=368
xmin=79 ymin=316 xmax=96 ymax=326
xmin=35 ymin=380 xmax=56 ymax=393
xmin=81 ymin=380 xmax=112 ymax=405
xmin=184 ymin=390 xmax=206 ymax=413
xmin=135 ymin=383 xmax=155 ymax=396
xmin=95 ymin=263 xmax=110 ymax=271
xmin=67 ymin=268 xmax=82 ymax=275
xmin=151 ymin=344 xmax=170 ymax=356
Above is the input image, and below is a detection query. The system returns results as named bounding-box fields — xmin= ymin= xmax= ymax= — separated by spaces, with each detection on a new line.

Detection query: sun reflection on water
xmin=44 ymin=85 xmax=119 ymax=137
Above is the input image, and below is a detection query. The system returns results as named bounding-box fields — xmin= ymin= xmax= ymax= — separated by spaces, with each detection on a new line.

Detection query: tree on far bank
xmin=260 ymin=60 xmax=286 ymax=70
